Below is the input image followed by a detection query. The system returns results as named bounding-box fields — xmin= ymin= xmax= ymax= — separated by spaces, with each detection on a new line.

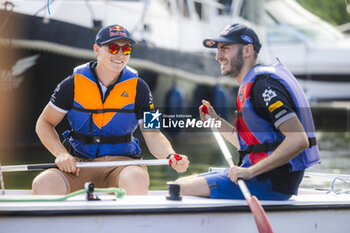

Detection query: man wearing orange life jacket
xmin=176 ymin=24 xmax=319 ymax=200
xmin=32 ymin=24 xmax=189 ymax=195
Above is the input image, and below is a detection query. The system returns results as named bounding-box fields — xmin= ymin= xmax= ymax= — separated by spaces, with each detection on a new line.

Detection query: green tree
xmin=296 ymin=0 xmax=350 ymax=26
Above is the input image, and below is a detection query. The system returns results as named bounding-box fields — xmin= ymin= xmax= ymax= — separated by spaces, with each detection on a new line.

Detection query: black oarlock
xmin=166 ymin=182 xmax=182 ymax=201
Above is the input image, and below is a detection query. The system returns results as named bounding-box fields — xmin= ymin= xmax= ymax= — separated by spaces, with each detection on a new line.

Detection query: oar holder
xmin=166 ymin=182 xmax=182 ymax=201
xmin=84 ymin=182 xmax=100 ymax=201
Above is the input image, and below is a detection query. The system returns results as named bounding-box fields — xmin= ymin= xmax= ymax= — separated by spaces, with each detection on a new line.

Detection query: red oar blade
xmin=247 ymin=195 xmax=274 ymax=233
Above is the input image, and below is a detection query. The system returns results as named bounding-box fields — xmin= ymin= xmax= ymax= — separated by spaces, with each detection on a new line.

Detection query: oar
xmin=0 ymin=158 xmax=180 ymax=172
xmin=202 ymin=105 xmax=274 ymax=233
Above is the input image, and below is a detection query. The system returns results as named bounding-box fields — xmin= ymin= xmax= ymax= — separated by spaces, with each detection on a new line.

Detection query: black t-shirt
xmin=249 ymin=74 xmax=304 ymax=195
xmin=50 ymin=62 xmax=153 ymax=121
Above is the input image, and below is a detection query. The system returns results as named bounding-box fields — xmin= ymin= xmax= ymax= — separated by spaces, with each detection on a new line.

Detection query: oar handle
xmin=203 ymin=105 xmax=251 ymax=197
xmin=28 ymin=164 xmax=58 ymax=170
xmin=202 ymin=105 xmax=235 ymax=168
xmin=201 ymin=104 xmax=274 ymax=233
xmin=1 ymin=159 xmax=178 ymax=172
xmin=0 ymin=164 xmax=58 ymax=172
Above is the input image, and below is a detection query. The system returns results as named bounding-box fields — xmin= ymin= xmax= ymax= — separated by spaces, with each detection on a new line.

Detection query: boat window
xmin=162 ymin=0 xmax=173 ymax=15
xmin=239 ymin=0 xmax=262 ymax=24
xmin=239 ymin=1 xmax=249 ymax=21
xmin=265 ymin=0 xmax=344 ymax=42
xmin=266 ymin=27 xmax=302 ymax=44
xmin=264 ymin=9 xmax=301 ymax=44
xmin=176 ymin=0 xmax=190 ymax=18
xmin=194 ymin=1 xmax=203 ymax=20
xmin=218 ymin=0 xmax=232 ymax=15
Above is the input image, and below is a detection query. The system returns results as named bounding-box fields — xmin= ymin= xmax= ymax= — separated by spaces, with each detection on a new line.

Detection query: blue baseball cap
xmin=203 ymin=23 xmax=262 ymax=53
xmin=95 ymin=24 xmax=136 ymax=45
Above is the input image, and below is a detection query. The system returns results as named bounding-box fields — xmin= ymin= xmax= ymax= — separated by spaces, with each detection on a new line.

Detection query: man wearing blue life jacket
xmin=32 ymin=24 xmax=189 ymax=195
xmin=176 ymin=23 xmax=320 ymax=200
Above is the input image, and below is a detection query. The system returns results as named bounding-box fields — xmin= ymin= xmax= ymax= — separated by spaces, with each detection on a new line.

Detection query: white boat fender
xmin=84 ymin=182 xmax=100 ymax=201
xmin=166 ymin=182 xmax=182 ymax=201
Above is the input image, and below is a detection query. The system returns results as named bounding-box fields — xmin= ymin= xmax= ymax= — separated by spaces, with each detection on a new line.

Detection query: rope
xmin=0 ymin=187 xmax=126 ymax=202
xmin=326 ymin=177 xmax=350 ymax=195
xmin=47 ymin=0 xmax=51 ymax=15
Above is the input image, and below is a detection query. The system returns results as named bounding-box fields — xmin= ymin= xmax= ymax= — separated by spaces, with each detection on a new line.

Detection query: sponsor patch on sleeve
xmin=262 ymin=87 xmax=277 ymax=106
xmin=150 ymin=104 xmax=154 ymax=111
xmin=268 ymin=100 xmax=284 ymax=113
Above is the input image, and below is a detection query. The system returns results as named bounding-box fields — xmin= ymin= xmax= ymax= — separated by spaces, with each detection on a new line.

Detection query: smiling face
xmin=215 ymin=43 xmax=244 ymax=78
xmin=94 ymin=39 xmax=131 ymax=75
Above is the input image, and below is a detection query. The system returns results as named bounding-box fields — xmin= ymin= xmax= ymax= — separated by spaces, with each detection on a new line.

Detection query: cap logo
xmin=205 ymin=40 xmax=216 ymax=47
xmin=109 ymin=26 xmax=127 ymax=37
xmin=241 ymin=35 xmax=253 ymax=43
xmin=220 ymin=25 xmax=233 ymax=36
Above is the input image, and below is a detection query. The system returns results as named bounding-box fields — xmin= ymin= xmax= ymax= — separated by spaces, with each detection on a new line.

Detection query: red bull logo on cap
xmin=109 ymin=25 xmax=127 ymax=37
xmin=205 ymin=40 xmax=216 ymax=47
xmin=220 ymin=25 xmax=233 ymax=36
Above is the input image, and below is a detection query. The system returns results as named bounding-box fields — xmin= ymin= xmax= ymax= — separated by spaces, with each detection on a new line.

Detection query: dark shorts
xmin=200 ymin=168 xmax=291 ymax=200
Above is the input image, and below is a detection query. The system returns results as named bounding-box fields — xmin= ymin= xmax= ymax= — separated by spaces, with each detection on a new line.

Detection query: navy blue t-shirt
xmin=50 ymin=62 xmax=153 ymax=121
xmin=250 ymin=74 xmax=297 ymax=128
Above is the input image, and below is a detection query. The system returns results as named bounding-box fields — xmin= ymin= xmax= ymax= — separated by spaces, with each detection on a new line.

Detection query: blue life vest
xmin=63 ymin=62 xmax=141 ymax=159
xmin=236 ymin=62 xmax=320 ymax=172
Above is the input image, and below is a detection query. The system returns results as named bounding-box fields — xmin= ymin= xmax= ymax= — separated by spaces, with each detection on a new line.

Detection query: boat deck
xmin=1 ymin=188 xmax=350 ymax=214
xmin=1 ymin=189 xmax=350 ymax=233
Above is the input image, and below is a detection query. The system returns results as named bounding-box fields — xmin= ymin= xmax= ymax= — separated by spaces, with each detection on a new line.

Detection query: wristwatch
xmin=166 ymin=153 xmax=175 ymax=159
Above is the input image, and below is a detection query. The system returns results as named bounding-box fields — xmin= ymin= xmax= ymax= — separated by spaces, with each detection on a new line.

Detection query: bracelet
xmin=166 ymin=153 xmax=175 ymax=159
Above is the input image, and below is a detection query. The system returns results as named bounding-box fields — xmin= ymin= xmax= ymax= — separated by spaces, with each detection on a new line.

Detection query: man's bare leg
xmin=118 ymin=166 xmax=150 ymax=195
xmin=175 ymin=175 xmax=210 ymax=197
xmin=32 ymin=170 xmax=68 ymax=195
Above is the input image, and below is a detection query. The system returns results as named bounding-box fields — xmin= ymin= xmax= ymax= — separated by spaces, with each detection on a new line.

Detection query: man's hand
xmin=228 ymin=166 xmax=253 ymax=184
xmin=169 ymin=154 xmax=189 ymax=173
xmin=199 ymin=99 xmax=220 ymax=121
xmin=55 ymin=153 xmax=80 ymax=176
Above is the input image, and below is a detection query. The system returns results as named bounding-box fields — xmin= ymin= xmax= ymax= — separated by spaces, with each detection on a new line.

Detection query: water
xmin=1 ymin=131 xmax=349 ymax=191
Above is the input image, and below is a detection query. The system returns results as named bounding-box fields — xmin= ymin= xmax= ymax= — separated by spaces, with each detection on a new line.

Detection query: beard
xmin=222 ymin=45 xmax=244 ymax=77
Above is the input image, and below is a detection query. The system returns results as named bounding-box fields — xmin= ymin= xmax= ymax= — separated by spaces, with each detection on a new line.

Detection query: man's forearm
xmin=249 ymin=132 xmax=309 ymax=177
xmin=36 ymin=120 xmax=69 ymax=158
xmin=141 ymin=129 xmax=175 ymax=159
xmin=217 ymin=117 xmax=239 ymax=148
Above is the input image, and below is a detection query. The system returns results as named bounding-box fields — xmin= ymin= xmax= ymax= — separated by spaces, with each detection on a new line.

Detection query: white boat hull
xmin=2 ymin=209 xmax=349 ymax=233
xmin=1 ymin=189 xmax=350 ymax=233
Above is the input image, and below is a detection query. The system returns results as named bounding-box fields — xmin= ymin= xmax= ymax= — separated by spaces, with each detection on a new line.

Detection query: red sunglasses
xmin=102 ymin=44 xmax=133 ymax=55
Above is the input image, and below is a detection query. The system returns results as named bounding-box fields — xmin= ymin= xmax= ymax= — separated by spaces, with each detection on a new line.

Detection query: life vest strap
xmin=238 ymin=137 xmax=317 ymax=166
xmin=72 ymin=106 xmax=135 ymax=114
xmin=69 ymin=131 xmax=132 ymax=145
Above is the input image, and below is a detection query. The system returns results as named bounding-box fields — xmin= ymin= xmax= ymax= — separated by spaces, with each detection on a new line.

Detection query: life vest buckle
xmin=93 ymin=136 xmax=101 ymax=144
